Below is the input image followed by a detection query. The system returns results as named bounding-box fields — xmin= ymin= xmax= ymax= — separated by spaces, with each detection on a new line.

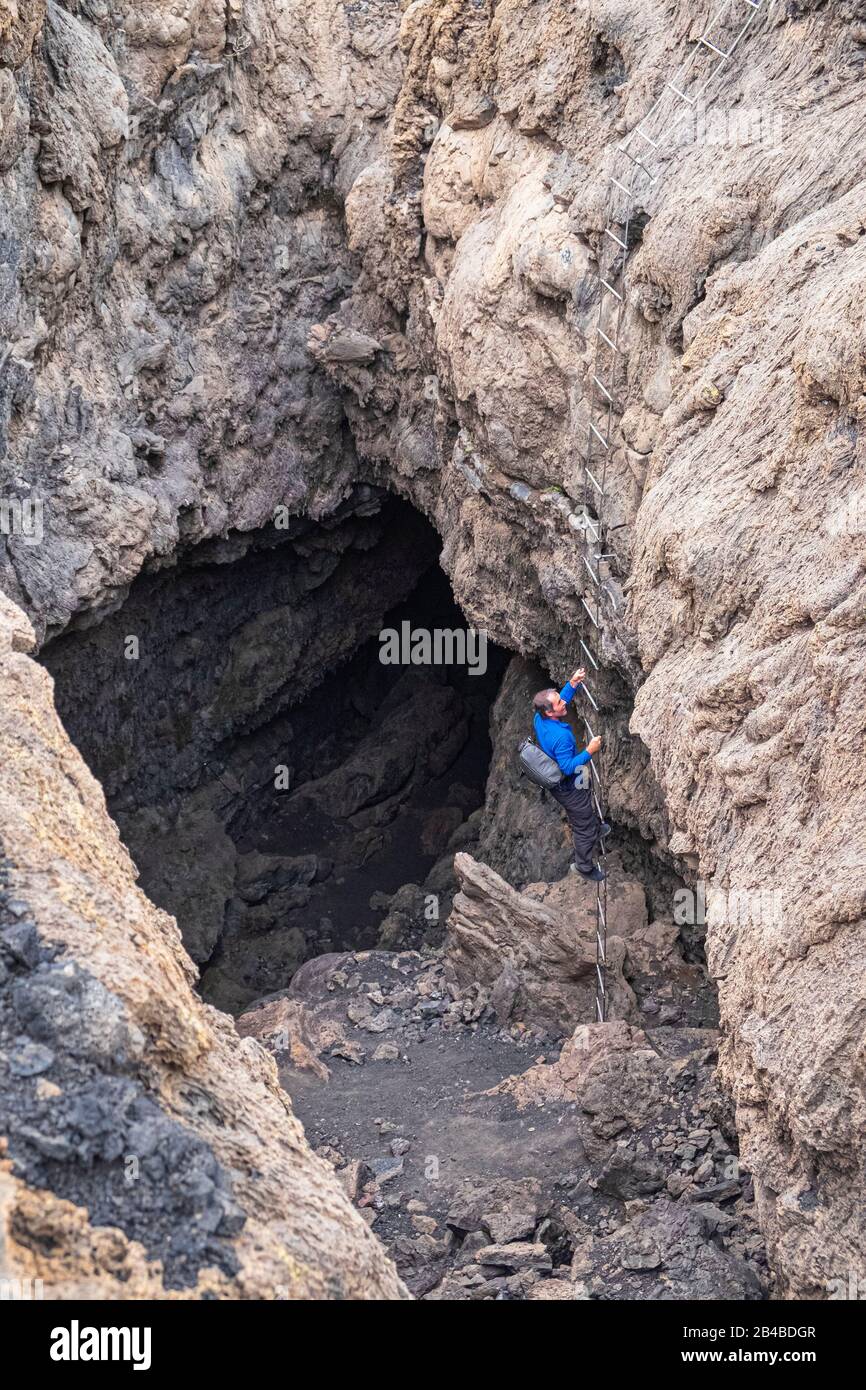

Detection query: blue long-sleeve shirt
xmin=533 ymin=681 xmax=592 ymax=777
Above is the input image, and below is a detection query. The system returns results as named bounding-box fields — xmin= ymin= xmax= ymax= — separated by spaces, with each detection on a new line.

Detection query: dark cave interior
xmin=42 ymin=491 xmax=507 ymax=1013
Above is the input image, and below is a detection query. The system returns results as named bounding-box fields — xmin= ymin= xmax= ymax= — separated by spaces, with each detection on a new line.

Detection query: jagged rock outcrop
xmin=626 ymin=187 xmax=866 ymax=1301
xmin=447 ymin=848 xmax=714 ymax=1034
xmin=446 ymin=851 xmax=638 ymax=1029
xmin=0 ymin=595 xmax=407 ymax=1298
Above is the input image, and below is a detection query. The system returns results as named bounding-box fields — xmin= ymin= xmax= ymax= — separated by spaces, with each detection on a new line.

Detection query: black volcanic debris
xmin=0 ymin=855 xmax=245 ymax=1290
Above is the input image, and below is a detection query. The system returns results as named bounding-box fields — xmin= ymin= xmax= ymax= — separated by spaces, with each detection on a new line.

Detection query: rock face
xmin=0 ymin=0 xmax=404 ymax=641
xmin=306 ymin=2 xmax=866 ymax=1297
xmin=446 ymin=852 xmax=637 ymax=1030
xmin=0 ymin=597 xmax=407 ymax=1299
xmin=446 ymin=849 xmax=714 ymax=1034
xmin=0 ymin=0 xmax=864 ymax=1299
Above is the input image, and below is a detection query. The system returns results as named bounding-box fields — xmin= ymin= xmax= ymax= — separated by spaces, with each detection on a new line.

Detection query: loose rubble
xmin=239 ymin=935 xmax=769 ymax=1301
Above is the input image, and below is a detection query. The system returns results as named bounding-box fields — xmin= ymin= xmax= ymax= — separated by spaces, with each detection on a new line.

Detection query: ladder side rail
xmin=579 ymin=0 xmax=768 ymax=1020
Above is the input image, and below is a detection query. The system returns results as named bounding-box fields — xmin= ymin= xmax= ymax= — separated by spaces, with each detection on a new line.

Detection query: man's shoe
xmin=598 ymin=821 xmax=612 ymax=838
xmin=571 ymin=864 xmax=607 ymax=882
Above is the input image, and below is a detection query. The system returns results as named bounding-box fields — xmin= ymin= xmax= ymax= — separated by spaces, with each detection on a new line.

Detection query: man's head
xmin=533 ymin=688 xmax=566 ymax=720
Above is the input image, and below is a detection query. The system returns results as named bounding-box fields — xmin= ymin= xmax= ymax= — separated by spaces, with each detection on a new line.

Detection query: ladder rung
xmin=667 ymin=80 xmax=697 ymax=106
xmin=583 ymin=717 xmax=596 ymax=741
xmin=605 ymin=227 xmax=627 ymax=250
xmin=583 ymin=554 xmax=601 ymax=586
xmin=593 ymin=792 xmax=604 ymax=820
xmin=610 ymin=176 xmax=631 ymax=196
xmin=589 ymin=422 xmax=609 ymax=450
xmin=585 ymin=466 xmax=605 ymax=496
xmin=581 ymin=598 xmax=599 ymax=627
xmin=699 ymin=36 xmax=730 ymax=58
xmin=579 ymin=638 xmax=598 ymax=670
xmin=596 ymin=935 xmax=606 ymax=964
xmin=589 ymin=759 xmax=601 ymax=786
xmin=618 ymin=145 xmax=657 ymax=182
xmin=597 ymin=900 xmax=606 ymax=929
xmin=636 ymin=126 xmax=660 ymax=150
xmin=598 ymin=329 xmax=620 ymax=354
xmin=601 ymin=278 xmax=622 ymax=302
xmin=593 ymin=375 xmax=613 ymax=402
xmin=582 ymin=681 xmax=599 ymax=712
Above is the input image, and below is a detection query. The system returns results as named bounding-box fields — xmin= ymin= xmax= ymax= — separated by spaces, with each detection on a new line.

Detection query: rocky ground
xmin=235 ymin=846 xmax=757 ymax=1302
xmin=238 ymin=939 xmax=767 ymax=1301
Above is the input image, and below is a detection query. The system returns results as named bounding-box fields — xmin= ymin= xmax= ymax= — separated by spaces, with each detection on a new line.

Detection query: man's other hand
xmin=587 ymin=735 xmax=602 ymax=755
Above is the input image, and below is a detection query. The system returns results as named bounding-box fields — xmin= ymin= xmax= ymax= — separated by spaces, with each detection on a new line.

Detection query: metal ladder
xmin=577 ymin=0 xmax=768 ymax=1023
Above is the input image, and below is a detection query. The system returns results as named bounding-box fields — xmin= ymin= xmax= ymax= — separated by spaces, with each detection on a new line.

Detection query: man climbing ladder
xmin=570 ymin=0 xmax=767 ymax=1020
xmin=532 ymin=668 xmax=611 ymax=882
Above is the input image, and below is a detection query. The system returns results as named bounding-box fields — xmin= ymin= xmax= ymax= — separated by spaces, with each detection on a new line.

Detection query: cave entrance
xmin=41 ymin=490 xmax=507 ymax=1014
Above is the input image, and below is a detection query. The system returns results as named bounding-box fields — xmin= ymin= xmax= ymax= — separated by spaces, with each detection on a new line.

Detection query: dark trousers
xmin=549 ymin=773 xmax=601 ymax=875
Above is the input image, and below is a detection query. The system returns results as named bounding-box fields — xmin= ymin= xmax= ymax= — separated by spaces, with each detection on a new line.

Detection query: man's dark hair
xmin=533 ymin=689 xmax=558 ymax=717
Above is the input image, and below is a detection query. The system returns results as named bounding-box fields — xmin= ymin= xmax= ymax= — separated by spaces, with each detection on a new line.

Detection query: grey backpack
xmin=517 ymin=735 xmax=563 ymax=790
